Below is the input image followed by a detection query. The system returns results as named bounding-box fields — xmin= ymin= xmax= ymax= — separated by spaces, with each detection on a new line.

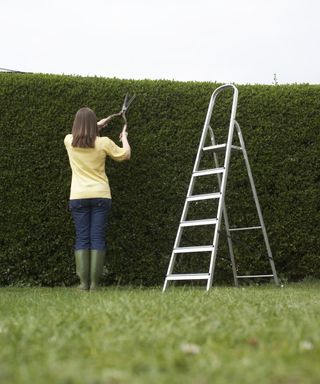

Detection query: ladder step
xmin=229 ymin=226 xmax=262 ymax=232
xmin=186 ymin=192 xmax=221 ymax=202
xmin=166 ymin=273 xmax=210 ymax=281
xmin=237 ymin=274 xmax=274 ymax=279
xmin=193 ymin=168 xmax=225 ymax=177
xmin=173 ymin=245 xmax=214 ymax=253
xmin=203 ymin=144 xmax=242 ymax=153
xmin=180 ymin=218 xmax=217 ymax=227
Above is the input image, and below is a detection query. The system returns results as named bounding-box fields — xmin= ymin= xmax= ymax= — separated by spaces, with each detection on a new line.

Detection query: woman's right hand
xmin=119 ymin=123 xmax=131 ymax=159
xmin=119 ymin=124 xmax=128 ymax=142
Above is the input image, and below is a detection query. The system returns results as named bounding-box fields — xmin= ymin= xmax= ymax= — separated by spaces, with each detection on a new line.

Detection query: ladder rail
xmin=234 ymin=121 xmax=279 ymax=285
xmin=207 ymin=85 xmax=239 ymax=290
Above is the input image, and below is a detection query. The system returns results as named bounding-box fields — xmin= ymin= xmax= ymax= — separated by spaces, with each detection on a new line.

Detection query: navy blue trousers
xmin=69 ymin=198 xmax=112 ymax=251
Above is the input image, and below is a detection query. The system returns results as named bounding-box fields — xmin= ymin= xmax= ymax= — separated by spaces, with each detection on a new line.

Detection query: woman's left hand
xmin=97 ymin=112 xmax=123 ymax=130
xmin=97 ymin=118 xmax=109 ymax=129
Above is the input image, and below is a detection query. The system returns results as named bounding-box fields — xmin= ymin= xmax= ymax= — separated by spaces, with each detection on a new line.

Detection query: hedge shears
xmin=120 ymin=93 xmax=136 ymax=125
xmin=98 ymin=92 xmax=136 ymax=132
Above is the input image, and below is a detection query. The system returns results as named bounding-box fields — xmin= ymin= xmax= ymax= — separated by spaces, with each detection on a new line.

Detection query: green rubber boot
xmin=75 ymin=249 xmax=90 ymax=290
xmin=90 ymin=250 xmax=105 ymax=290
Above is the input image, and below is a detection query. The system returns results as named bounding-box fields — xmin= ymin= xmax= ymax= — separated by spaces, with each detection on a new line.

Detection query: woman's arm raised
xmin=97 ymin=112 xmax=122 ymax=130
xmin=119 ymin=124 xmax=131 ymax=160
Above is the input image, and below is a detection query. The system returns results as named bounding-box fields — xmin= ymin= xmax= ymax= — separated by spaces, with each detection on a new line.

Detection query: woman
xmin=64 ymin=107 xmax=131 ymax=290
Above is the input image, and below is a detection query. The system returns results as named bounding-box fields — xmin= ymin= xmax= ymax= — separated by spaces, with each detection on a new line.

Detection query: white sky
xmin=1 ymin=0 xmax=319 ymax=84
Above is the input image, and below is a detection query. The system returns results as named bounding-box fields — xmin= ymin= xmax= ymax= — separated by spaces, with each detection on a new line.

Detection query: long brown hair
xmin=71 ymin=107 xmax=98 ymax=148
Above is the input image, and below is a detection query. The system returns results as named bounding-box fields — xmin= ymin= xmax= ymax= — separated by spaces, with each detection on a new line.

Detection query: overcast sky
xmin=1 ymin=0 xmax=319 ymax=84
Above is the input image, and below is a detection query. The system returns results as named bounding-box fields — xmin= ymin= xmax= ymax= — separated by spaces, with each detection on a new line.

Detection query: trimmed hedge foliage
xmin=0 ymin=73 xmax=319 ymax=286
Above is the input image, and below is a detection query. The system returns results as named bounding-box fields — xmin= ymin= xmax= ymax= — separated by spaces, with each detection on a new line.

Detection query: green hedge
xmin=0 ymin=73 xmax=319 ymax=286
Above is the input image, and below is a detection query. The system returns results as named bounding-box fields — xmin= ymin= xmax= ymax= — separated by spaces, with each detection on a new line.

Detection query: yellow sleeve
xmin=102 ymin=137 xmax=127 ymax=161
xmin=64 ymin=134 xmax=72 ymax=147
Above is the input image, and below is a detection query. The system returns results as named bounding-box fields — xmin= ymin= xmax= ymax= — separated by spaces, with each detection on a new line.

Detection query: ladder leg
xmin=235 ymin=121 xmax=279 ymax=285
xmin=163 ymin=176 xmax=196 ymax=292
xmin=222 ymin=206 xmax=239 ymax=287
xmin=207 ymin=246 xmax=219 ymax=291
xmin=208 ymin=126 xmax=238 ymax=286
xmin=163 ymin=252 xmax=177 ymax=291
xmin=162 ymin=279 xmax=169 ymax=292
xmin=206 ymin=205 xmax=237 ymax=289
xmin=163 ymin=225 xmax=184 ymax=292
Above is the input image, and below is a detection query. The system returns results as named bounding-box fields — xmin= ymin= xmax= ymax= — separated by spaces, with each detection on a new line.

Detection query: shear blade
xmin=121 ymin=93 xmax=136 ymax=114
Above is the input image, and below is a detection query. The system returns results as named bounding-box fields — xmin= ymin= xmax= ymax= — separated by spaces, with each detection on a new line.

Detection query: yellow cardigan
xmin=64 ymin=134 xmax=127 ymax=199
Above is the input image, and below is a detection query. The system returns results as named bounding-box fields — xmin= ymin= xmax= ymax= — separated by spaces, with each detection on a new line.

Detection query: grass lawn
xmin=0 ymin=282 xmax=319 ymax=384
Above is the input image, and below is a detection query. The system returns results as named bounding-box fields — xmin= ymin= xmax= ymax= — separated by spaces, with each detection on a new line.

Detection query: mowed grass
xmin=0 ymin=282 xmax=319 ymax=384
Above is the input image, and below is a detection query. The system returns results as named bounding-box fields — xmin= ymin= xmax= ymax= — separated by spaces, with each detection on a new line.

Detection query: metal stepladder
xmin=163 ymin=84 xmax=279 ymax=291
